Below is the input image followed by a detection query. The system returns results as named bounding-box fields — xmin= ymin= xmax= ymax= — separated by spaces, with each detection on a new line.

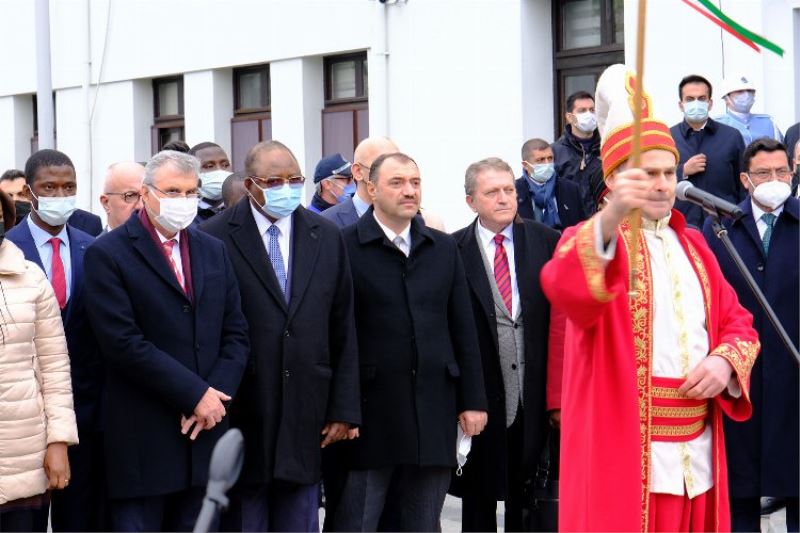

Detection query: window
xmin=553 ymin=0 xmax=624 ymax=136
xmin=151 ymin=76 xmax=184 ymax=154
xmin=230 ymin=65 xmax=272 ymax=172
xmin=322 ymin=53 xmax=369 ymax=158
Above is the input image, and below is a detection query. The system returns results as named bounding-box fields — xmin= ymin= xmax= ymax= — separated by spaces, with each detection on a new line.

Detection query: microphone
xmin=193 ymin=428 xmax=245 ymax=533
xmin=676 ymin=181 xmax=744 ymax=219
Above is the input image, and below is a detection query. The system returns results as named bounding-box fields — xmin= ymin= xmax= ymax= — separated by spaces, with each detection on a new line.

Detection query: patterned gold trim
xmin=712 ymin=339 xmax=760 ymax=393
xmin=652 ymin=419 xmax=706 ymax=437
xmin=651 ymin=386 xmax=689 ymax=399
xmin=652 ymin=404 xmax=708 ymax=418
xmin=620 ymin=218 xmax=653 ymax=533
xmin=576 ymin=217 xmax=615 ymax=303
xmin=557 ymin=235 xmax=576 ymax=257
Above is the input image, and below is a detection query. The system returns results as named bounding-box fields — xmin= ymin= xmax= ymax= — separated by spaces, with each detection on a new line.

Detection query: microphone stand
xmin=193 ymin=481 xmax=230 ymax=533
xmin=706 ymin=203 xmax=800 ymax=365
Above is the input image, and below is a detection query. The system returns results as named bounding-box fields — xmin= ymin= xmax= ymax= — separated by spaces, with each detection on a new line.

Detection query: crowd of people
xmin=0 ymin=65 xmax=797 ymax=533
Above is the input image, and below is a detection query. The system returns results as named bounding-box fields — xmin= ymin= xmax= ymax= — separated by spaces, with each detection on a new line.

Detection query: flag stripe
xmin=696 ymin=0 xmax=784 ymax=56
xmin=680 ymin=0 xmax=759 ymax=52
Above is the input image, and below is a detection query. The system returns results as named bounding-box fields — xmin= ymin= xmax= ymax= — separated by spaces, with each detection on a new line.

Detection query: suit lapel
xmin=457 ymin=219 xmax=498 ymax=331
xmin=512 ymin=218 xmax=545 ymax=318
xmin=64 ymin=227 xmax=89 ymax=323
xmin=287 ymin=208 xmax=321 ymax=321
xmin=188 ymin=229 xmax=204 ymax=303
xmin=12 ymin=221 xmax=45 ymax=271
xmin=128 ymin=217 xmax=190 ymax=301
xmin=228 ymin=201 xmax=288 ymax=312
xmin=737 ymin=201 xmax=766 ymax=258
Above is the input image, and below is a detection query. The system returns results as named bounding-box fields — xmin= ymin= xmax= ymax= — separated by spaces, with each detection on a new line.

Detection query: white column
xmin=0 ymin=95 xmax=34 ymax=170
xmin=270 ymin=57 xmax=324 ymax=202
xmin=184 ymin=69 xmax=233 ymax=155
xmin=56 ymin=87 xmax=92 ymax=210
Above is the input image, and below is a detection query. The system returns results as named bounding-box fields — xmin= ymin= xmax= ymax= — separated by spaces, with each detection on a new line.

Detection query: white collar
xmin=249 ymin=200 xmax=293 ymax=237
xmin=27 ymin=214 xmax=69 ymax=247
xmin=750 ymin=199 xmax=784 ymax=222
xmin=476 ymin=219 xmax=513 ymax=247
xmin=372 ymin=211 xmax=411 ymax=246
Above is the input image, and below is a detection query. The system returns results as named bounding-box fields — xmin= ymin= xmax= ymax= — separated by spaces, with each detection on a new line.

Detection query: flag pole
xmin=628 ymin=0 xmax=647 ymax=297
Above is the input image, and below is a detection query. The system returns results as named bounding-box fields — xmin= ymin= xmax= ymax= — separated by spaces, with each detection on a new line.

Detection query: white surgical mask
xmin=147 ymin=189 xmax=199 ymax=234
xmin=683 ymin=100 xmax=709 ymax=123
xmin=199 ymin=170 xmax=232 ymax=202
xmin=531 ymin=163 xmax=555 ymax=184
xmin=574 ymin=111 xmax=598 ymax=134
xmin=749 ymin=179 xmax=791 ymax=210
xmin=32 ymin=194 xmax=77 ymax=226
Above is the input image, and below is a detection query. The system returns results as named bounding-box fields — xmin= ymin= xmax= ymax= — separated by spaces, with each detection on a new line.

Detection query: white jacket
xmin=0 ymin=239 xmax=78 ymax=505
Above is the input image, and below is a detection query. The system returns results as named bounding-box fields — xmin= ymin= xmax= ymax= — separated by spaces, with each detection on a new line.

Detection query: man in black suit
xmin=516 ymin=138 xmax=586 ymax=230
xmin=202 ymin=141 xmax=360 ymax=532
xmin=335 ymin=152 xmax=488 ymax=532
xmin=83 ymin=150 xmax=249 ymax=532
xmin=450 ymin=157 xmax=560 ymax=531
xmin=68 ymin=208 xmax=102 ymax=236
xmin=7 ymin=149 xmax=105 ymax=531
xmin=189 ymin=142 xmax=232 ymax=222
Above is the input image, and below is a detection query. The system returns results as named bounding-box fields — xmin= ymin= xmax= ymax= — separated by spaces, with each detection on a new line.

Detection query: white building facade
xmin=0 ymin=0 xmax=798 ymax=229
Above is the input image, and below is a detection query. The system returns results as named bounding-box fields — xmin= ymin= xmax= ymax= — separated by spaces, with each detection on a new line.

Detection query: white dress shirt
xmin=27 ymin=215 xmax=72 ymax=300
xmin=476 ymin=221 xmax=520 ymax=319
xmin=250 ymin=201 xmax=292 ymax=273
xmin=373 ymin=212 xmax=411 ymax=257
xmin=593 ymin=216 xmax=729 ymax=498
xmin=750 ymin=200 xmax=784 ymax=240
xmin=153 ymin=226 xmax=184 ymax=282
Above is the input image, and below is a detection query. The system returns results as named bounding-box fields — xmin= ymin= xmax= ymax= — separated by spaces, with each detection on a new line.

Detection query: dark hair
xmin=566 ymin=91 xmax=594 ymax=113
xmin=0 ymin=190 xmax=15 ymax=230
xmin=161 ymin=140 xmax=190 ymax=153
xmin=742 ymin=138 xmax=789 ymax=170
xmin=244 ymin=140 xmax=299 ymax=177
xmin=189 ymin=142 xmax=222 ymax=156
xmin=368 ymin=152 xmax=418 ymax=183
xmin=678 ymin=74 xmax=713 ymax=100
xmin=24 ymin=149 xmax=75 ymax=186
xmin=0 ymin=169 xmax=25 ymax=182
xmin=521 ymin=138 xmax=551 ymax=161
xmin=222 ymin=171 xmax=247 ymax=207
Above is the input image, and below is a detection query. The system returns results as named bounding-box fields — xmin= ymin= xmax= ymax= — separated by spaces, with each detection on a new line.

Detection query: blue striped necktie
xmin=761 ymin=213 xmax=776 ymax=255
xmin=267 ymin=225 xmax=287 ymax=297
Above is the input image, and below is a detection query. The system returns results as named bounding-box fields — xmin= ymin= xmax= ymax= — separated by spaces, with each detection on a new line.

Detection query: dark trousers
xmin=461 ymin=411 xmax=526 ymax=532
xmin=222 ymin=482 xmax=320 ymax=532
xmin=731 ymin=497 xmax=799 ymax=532
xmin=109 ymin=487 xmax=206 ymax=532
xmin=51 ymin=430 xmax=106 ymax=531
xmin=0 ymin=506 xmax=48 ymax=533
xmin=335 ymin=465 xmax=451 ymax=532
xmin=321 ymin=444 xmax=351 ymax=532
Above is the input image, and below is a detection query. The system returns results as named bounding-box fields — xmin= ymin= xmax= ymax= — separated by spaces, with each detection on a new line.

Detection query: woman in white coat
xmin=0 ymin=190 xmax=78 ymax=532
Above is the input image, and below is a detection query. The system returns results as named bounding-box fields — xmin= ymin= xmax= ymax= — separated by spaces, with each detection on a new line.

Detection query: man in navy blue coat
xmin=702 ymin=138 xmax=798 ymax=532
xmin=83 ymin=150 xmax=249 ymax=532
xmin=671 ymin=74 xmax=746 ymax=228
xmin=7 ymin=149 xmax=105 ymax=531
xmin=515 ymin=138 xmax=586 ymax=230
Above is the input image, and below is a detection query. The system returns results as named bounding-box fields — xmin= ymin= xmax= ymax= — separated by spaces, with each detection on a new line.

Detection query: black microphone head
xmin=676 ymin=180 xmax=694 ymax=201
xmin=208 ymin=428 xmax=245 ymax=490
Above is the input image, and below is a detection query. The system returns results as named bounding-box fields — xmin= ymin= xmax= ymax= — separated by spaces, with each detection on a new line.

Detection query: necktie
xmin=267 ymin=225 xmax=287 ymax=296
xmin=392 ymin=235 xmax=408 ymax=257
xmin=493 ymin=234 xmax=513 ymax=316
xmin=761 ymin=213 xmax=776 ymax=254
xmin=161 ymin=239 xmax=185 ymax=290
xmin=48 ymin=238 xmax=67 ymax=309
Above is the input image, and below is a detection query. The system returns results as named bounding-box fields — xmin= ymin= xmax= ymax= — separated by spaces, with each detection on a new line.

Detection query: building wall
xmin=0 ymin=0 xmax=796 ymax=229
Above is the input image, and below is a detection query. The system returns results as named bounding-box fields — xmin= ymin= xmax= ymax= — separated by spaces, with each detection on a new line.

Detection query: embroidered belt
xmin=650 ymin=376 xmax=708 ymax=442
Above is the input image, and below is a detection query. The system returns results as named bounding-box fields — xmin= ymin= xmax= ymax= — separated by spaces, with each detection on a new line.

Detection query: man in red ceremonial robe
xmin=541 ymin=65 xmax=760 ymax=532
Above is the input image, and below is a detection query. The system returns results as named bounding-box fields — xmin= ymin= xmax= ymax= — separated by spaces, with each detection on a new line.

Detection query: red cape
xmin=540 ymin=211 xmax=759 ymax=532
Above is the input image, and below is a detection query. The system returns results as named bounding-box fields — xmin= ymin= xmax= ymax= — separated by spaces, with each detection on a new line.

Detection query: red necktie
xmin=48 ymin=238 xmax=67 ymax=309
xmin=493 ymin=234 xmax=513 ymax=315
xmin=162 ymin=239 xmax=185 ymax=290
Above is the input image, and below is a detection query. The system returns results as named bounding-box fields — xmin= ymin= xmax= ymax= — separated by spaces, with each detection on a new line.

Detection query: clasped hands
xmin=678 ymin=355 xmax=735 ymax=399
xmin=180 ymin=386 xmax=231 ymax=440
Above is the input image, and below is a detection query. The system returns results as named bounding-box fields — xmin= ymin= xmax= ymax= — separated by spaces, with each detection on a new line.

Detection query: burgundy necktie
xmin=162 ymin=239 xmax=185 ymax=290
xmin=493 ymin=234 xmax=513 ymax=315
xmin=48 ymin=238 xmax=67 ymax=309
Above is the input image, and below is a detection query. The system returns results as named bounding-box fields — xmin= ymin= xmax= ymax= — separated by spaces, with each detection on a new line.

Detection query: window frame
xmin=233 ymin=64 xmax=271 ymax=116
xmin=324 ymin=52 xmax=368 ymax=106
xmin=153 ymin=76 xmax=184 ymax=123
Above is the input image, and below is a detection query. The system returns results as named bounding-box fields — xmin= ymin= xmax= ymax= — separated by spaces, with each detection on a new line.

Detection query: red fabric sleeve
xmin=546 ymin=305 xmax=566 ymax=411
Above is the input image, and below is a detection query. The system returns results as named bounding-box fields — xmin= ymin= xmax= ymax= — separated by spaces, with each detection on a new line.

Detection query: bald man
xmin=99 ymin=161 xmax=145 ymax=232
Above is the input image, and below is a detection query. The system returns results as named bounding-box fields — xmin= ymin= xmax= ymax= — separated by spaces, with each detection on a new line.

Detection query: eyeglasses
xmin=105 ymin=191 xmax=142 ymax=204
xmin=147 ymin=184 xmax=200 ymax=199
xmin=249 ymin=175 xmax=306 ymax=189
xmin=748 ymin=168 xmax=792 ymax=181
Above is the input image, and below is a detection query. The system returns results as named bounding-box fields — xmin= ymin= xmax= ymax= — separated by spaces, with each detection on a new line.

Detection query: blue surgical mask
xmin=729 ymin=92 xmax=755 ymax=114
xmin=31 ymin=193 xmax=77 ymax=226
xmin=251 ymin=183 xmax=303 ymax=219
xmin=336 ymin=182 xmax=356 ymax=203
xmin=530 ymin=163 xmax=555 ymax=184
xmin=683 ymin=100 xmax=709 ymax=123
xmin=199 ymin=169 xmax=231 ymax=201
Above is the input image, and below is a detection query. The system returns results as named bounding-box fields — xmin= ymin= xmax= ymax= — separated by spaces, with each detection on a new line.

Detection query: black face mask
xmin=13 ymin=200 xmax=31 ymax=224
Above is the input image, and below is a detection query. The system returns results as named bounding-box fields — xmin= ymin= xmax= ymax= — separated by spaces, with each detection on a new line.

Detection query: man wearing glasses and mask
xmin=202 ymin=141 xmax=360 ymax=532
xmin=98 ymin=161 xmax=144 ymax=233
xmin=83 ymin=150 xmax=249 ymax=531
